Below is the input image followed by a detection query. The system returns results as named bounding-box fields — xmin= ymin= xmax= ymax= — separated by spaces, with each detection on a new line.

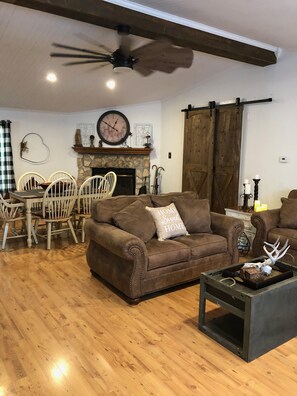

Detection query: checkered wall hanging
xmin=0 ymin=120 xmax=16 ymax=196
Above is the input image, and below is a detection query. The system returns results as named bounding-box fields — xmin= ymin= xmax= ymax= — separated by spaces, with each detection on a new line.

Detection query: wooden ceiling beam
xmin=2 ymin=0 xmax=277 ymax=66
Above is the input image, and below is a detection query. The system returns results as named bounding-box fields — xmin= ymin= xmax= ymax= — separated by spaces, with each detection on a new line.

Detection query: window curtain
xmin=0 ymin=120 xmax=16 ymax=196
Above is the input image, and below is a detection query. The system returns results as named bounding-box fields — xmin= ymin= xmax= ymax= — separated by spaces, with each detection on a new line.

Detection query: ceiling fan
xmin=50 ymin=25 xmax=194 ymax=76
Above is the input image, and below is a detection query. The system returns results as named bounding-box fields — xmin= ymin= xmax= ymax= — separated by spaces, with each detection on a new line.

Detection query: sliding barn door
xmin=182 ymin=105 xmax=243 ymax=213
xmin=182 ymin=108 xmax=216 ymax=200
xmin=212 ymin=106 xmax=243 ymax=213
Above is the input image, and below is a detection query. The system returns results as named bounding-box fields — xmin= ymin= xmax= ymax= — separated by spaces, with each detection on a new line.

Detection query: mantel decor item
xmin=74 ymin=128 xmax=82 ymax=147
xmin=134 ymin=123 xmax=153 ymax=147
xmin=144 ymin=135 xmax=151 ymax=148
xmin=97 ymin=110 xmax=130 ymax=146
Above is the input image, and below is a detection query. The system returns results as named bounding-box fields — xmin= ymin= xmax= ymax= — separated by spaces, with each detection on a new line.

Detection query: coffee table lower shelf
xmin=198 ymin=260 xmax=297 ymax=362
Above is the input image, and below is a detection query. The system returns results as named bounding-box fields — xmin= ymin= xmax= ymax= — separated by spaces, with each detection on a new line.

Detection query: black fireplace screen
xmin=92 ymin=167 xmax=136 ymax=196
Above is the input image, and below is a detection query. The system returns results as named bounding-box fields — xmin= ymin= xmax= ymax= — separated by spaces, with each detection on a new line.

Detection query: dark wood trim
xmin=72 ymin=146 xmax=152 ymax=155
xmin=3 ymin=0 xmax=276 ymax=66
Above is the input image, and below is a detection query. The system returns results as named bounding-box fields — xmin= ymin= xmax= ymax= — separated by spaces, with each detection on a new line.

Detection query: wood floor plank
xmin=0 ymin=240 xmax=297 ymax=395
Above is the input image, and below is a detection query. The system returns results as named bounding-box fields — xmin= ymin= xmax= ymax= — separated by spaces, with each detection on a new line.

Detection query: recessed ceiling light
xmin=106 ymin=79 xmax=116 ymax=90
xmin=46 ymin=72 xmax=57 ymax=83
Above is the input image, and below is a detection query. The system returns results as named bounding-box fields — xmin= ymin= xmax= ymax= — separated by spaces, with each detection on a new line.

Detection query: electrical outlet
xmin=168 ymin=152 xmax=172 ymax=159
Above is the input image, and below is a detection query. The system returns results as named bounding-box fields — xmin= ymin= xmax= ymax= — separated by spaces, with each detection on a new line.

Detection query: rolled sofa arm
xmin=211 ymin=212 xmax=244 ymax=263
xmin=84 ymin=219 xmax=147 ymax=261
xmin=251 ymin=209 xmax=280 ymax=257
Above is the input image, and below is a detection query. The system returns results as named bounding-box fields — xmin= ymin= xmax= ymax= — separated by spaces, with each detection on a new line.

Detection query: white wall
xmin=160 ymin=50 xmax=297 ymax=209
xmin=0 ymin=101 xmax=162 ymax=184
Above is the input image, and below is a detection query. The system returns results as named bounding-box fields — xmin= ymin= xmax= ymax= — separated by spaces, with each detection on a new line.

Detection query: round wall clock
xmin=96 ymin=110 xmax=130 ymax=145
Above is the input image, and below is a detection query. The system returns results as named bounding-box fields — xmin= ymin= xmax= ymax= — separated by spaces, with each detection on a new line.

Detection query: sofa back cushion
xmin=174 ymin=198 xmax=212 ymax=233
xmin=279 ymin=198 xmax=297 ymax=229
xmin=151 ymin=191 xmax=197 ymax=207
xmin=92 ymin=194 xmax=152 ymax=224
xmin=113 ymin=200 xmax=156 ymax=242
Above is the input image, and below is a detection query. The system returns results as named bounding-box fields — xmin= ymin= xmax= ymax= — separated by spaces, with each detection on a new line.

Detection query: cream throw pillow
xmin=146 ymin=203 xmax=189 ymax=241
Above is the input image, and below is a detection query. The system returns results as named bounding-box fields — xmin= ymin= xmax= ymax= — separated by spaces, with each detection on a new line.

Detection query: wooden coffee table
xmin=198 ymin=259 xmax=297 ymax=362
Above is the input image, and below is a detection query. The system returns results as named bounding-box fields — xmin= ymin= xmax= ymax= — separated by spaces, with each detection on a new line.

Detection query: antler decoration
xmin=263 ymin=238 xmax=290 ymax=265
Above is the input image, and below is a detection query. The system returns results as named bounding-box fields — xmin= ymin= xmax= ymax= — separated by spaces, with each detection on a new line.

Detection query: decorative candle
xmin=254 ymin=174 xmax=260 ymax=180
xmin=254 ymin=200 xmax=261 ymax=209
xmin=245 ymin=183 xmax=251 ymax=194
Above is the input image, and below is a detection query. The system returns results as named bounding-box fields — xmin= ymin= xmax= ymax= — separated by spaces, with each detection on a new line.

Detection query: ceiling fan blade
xmin=52 ymin=42 xmax=108 ymax=56
xmin=133 ymin=40 xmax=193 ymax=74
xmin=131 ymin=38 xmax=172 ymax=59
xmin=75 ymin=32 xmax=113 ymax=54
xmin=133 ymin=63 xmax=154 ymax=76
xmin=63 ymin=60 xmax=109 ymax=66
xmin=51 ymin=53 xmax=111 ymax=60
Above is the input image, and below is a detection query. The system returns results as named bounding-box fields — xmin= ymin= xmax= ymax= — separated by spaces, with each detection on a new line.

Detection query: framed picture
xmin=133 ymin=123 xmax=153 ymax=147
xmin=77 ymin=123 xmax=95 ymax=147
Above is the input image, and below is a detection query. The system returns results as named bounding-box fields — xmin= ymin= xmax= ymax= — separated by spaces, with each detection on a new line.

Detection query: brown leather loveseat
xmin=85 ymin=191 xmax=243 ymax=303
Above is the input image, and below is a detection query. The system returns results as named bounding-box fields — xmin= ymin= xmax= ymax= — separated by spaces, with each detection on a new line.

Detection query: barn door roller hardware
xmin=182 ymin=97 xmax=272 ymax=118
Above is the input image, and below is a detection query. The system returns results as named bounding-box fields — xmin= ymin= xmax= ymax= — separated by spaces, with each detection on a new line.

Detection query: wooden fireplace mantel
xmin=72 ymin=146 xmax=152 ymax=155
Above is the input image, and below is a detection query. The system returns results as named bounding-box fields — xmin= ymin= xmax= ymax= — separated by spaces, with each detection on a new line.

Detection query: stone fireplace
xmin=74 ymin=147 xmax=152 ymax=195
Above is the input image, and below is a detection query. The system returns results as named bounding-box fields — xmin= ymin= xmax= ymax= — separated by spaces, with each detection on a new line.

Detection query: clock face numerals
xmin=97 ymin=111 xmax=130 ymax=145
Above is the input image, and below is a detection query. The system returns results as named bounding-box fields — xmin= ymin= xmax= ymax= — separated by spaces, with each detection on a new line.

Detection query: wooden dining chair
xmin=35 ymin=178 xmax=78 ymax=249
xmin=104 ymin=171 xmax=117 ymax=197
xmin=48 ymin=171 xmax=76 ymax=182
xmin=17 ymin=172 xmax=46 ymax=191
xmin=74 ymin=175 xmax=109 ymax=242
xmin=0 ymin=194 xmax=37 ymax=249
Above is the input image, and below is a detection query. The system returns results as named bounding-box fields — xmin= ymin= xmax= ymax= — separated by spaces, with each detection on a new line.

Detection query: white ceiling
xmin=0 ymin=0 xmax=296 ymax=113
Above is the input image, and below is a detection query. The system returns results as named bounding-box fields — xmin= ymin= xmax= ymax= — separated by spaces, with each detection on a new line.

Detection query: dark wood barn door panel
xmin=182 ymin=109 xmax=216 ymax=200
xmin=212 ymin=106 xmax=243 ymax=213
xmin=182 ymin=105 xmax=243 ymax=213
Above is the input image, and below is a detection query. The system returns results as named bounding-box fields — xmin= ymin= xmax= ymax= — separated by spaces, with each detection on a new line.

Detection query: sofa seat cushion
xmin=146 ymin=238 xmax=191 ymax=270
xmin=268 ymin=228 xmax=297 ymax=250
xmin=174 ymin=234 xmax=227 ymax=259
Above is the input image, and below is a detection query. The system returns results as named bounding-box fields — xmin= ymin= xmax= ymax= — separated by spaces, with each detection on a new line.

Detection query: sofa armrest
xmin=211 ymin=212 xmax=244 ymax=263
xmin=251 ymin=209 xmax=280 ymax=257
xmin=84 ymin=219 xmax=147 ymax=261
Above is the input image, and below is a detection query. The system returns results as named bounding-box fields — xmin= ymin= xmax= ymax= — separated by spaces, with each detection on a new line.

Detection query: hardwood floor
xmin=0 ymin=239 xmax=297 ymax=395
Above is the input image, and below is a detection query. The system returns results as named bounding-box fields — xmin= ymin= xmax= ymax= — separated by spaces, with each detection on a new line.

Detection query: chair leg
xmin=31 ymin=223 xmax=38 ymax=245
xmin=2 ymin=222 xmax=9 ymax=250
xmin=81 ymin=217 xmax=86 ymax=243
xmin=47 ymin=222 xmax=52 ymax=250
xmin=68 ymin=220 xmax=78 ymax=244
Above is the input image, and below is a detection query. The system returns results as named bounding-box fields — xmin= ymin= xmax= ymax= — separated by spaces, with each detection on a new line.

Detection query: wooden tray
xmin=222 ymin=261 xmax=293 ymax=290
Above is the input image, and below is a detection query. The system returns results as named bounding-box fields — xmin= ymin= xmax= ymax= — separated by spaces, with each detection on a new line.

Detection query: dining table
xmin=10 ymin=189 xmax=45 ymax=248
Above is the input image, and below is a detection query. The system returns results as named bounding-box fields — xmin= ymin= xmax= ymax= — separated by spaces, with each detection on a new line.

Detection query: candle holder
xmin=144 ymin=135 xmax=151 ymax=148
xmin=253 ymin=178 xmax=261 ymax=202
xmin=240 ymin=183 xmax=253 ymax=211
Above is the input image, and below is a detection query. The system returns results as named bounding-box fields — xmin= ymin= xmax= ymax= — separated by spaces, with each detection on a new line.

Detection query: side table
xmin=225 ymin=207 xmax=256 ymax=249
